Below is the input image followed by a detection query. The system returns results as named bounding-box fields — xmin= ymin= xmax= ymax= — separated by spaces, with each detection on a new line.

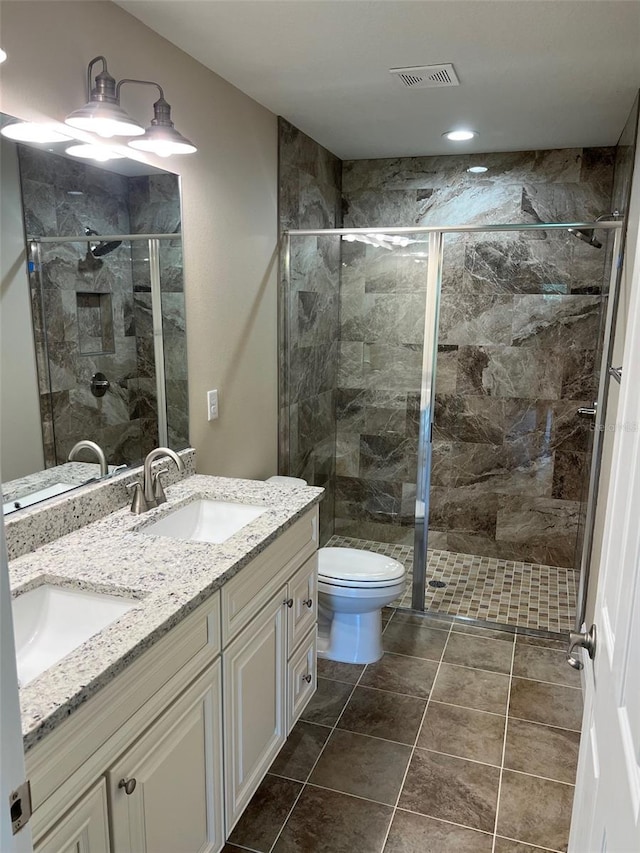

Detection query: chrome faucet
xmin=68 ymin=440 xmax=108 ymax=478
xmin=128 ymin=447 xmax=185 ymax=514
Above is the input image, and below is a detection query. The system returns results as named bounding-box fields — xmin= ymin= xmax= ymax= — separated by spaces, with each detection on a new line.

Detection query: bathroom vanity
xmin=8 ymin=471 xmax=322 ymax=853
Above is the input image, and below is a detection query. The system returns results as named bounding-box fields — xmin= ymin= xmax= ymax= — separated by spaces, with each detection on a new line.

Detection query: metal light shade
xmin=65 ymin=57 xmax=144 ymax=138
xmin=127 ymin=96 xmax=196 ymax=156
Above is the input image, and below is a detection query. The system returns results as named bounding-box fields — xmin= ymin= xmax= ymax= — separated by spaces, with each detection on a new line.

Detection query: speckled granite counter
xmin=9 ymin=474 xmax=323 ymax=751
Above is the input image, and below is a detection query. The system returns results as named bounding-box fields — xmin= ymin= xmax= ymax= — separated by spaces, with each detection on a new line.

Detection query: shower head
xmin=83 ymin=226 xmax=123 ymax=259
xmin=567 ymin=227 xmax=602 ymax=249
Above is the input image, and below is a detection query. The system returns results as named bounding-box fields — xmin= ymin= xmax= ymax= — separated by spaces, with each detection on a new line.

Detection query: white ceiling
xmin=118 ymin=0 xmax=640 ymax=159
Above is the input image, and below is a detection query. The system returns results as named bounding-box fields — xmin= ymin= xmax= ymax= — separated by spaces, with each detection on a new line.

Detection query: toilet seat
xmin=318 ymin=547 xmax=405 ymax=589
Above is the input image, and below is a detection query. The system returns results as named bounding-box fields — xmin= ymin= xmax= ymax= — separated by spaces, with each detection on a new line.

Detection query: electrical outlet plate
xmin=207 ymin=389 xmax=219 ymax=421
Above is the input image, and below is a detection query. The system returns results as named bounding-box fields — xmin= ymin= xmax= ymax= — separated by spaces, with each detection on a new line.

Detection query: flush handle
xmin=566 ymin=624 xmax=597 ymax=671
xmin=118 ymin=778 xmax=137 ymax=795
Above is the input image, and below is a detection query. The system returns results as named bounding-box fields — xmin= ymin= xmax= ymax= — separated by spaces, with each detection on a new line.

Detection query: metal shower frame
xmin=283 ymin=219 xmax=625 ymax=630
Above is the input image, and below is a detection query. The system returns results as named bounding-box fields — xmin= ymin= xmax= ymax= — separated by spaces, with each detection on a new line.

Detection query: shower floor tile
xmin=326 ymin=535 xmax=578 ymax=634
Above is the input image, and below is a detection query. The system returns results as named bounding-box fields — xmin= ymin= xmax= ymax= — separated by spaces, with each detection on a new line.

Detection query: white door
xmin=569 ymin=228 xmax=640 ymax=852
xmin=0 ymin=520 xmax=33 ymax=852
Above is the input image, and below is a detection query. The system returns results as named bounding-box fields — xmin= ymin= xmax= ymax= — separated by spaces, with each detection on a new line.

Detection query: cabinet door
xmin=35 ymin=780 xmax=110 ymax=853
xmin=287 ymin=554 xmax=318 ymax=654
xmin=223 ymin=591 xmax=287 ymax=831
xmin=108 ymin=660 xmax=224 ymax=853
xmin=287 ymin=627 xmax=317 ymax=732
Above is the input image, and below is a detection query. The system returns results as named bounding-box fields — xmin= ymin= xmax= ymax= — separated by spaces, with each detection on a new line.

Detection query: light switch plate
xmin=207 ymin=389 xmax=219 ymax=421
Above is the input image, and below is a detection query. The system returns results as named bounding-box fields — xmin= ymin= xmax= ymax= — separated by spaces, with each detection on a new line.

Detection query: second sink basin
xmin=142 ymin=499 xmax=267 ymax=544
xmin=13 ymin=584 xmax=137 ymax=687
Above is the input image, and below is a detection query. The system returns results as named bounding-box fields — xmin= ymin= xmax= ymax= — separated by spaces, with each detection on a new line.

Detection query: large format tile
xmin=513 ymin=644 xmax=581 ymax=687
xmin=382 ymin=622 xmax=449 ymax=660
xmin=494 ymin=839 xmax=554 ymax=853
xmin=496 ymin=771 xmax=574 ymax=852
xmin=504 ymin=718 xmax=580 ymax=784
xmin=300 ymin=678 xmax=354 ymax=726
xmin=359 ymin=652 xmax=439 ymax=698
xmin=270 ymin=721 xmax=332 ymax=782
xmin=338 ymin=686 xmax=427 ymax=744
xmin=418 ymin=701 xmax=506 ymax=765
xmin=452 ymin=623 xmax=516 ymax=643
xmin=273 ymin=786 xmax=393 ymax=853
xmin=431 ymin=663 xmax=511 ymax=714
xmin=509 ymin=678 xmax=582 ymax=731
xmin=309 ymin=729 xmax=411 ymax=804
xmin=384 ymin=809 xmax=493 ymax=853
xmin=399 ymin=749 xmax=500 ymax=832
xmin=316 ymin=658 xmax=365 ymax=684
xmin=228 ymin=774 xmax=302 ymax=852
xmin=443 ymin=632 xmax=514 ymax=674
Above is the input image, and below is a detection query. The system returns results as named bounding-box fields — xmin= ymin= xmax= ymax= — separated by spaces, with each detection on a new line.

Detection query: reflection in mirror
xmin=0 ymin=114 xmax=189 ymax=514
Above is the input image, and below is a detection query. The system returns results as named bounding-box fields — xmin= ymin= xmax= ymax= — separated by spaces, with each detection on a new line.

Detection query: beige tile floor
xmin=223 ymin=610 xmax=582 ymax=853
xmin=327 ymin=536 xmax=578 ymax=634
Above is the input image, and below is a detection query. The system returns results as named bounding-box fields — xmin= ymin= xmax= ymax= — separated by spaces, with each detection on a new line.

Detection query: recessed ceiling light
xmin=1 ymin=121 xmax=72 ymax=143
xmin=443 ymin=129 xmax=478 ymax=142
xmin=65 ymin=144 xmax=125 ymax=162
xmin=467 ymin=165 xmax=488 ymax=174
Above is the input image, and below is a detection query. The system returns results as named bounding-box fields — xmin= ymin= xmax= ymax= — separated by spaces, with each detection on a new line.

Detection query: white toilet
xmin=266 ymin=476 xmax=407 ymax=664
xmin=317 ymin=547 xmax=405 ymax=664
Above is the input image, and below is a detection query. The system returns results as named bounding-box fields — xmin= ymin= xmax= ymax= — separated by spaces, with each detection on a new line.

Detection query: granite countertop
xmin=9 ymin=474 xmax=323 ymax=751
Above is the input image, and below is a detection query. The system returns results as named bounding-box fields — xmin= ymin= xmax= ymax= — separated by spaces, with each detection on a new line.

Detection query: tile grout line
xmin=491 ymin=627 xmax=517 ymax=853
xmin=378 ymin=619 xmax=455 ymax=853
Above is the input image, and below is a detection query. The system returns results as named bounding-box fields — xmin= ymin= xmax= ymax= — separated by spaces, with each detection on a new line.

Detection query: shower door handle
xmin=577 ymin=403 xmax=597 ymax=418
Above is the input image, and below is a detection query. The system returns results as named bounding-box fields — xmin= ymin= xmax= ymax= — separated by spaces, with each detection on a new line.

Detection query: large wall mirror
xmin=1 ymin=113 xmax=189 ymax=515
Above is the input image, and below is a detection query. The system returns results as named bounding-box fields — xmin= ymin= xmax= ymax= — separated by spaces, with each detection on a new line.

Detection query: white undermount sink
xmin=12 ymin=584 xmax=137 ymax=687
xmin=141 ymin=499 xmax=267 ymax=544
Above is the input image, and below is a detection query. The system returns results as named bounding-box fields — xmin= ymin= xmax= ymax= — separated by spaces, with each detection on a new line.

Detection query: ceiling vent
xmin=389 ymin=64 xmax=460 ymax=89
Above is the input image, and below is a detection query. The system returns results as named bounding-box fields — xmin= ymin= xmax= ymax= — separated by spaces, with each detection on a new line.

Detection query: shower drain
xmin=428 ymin=580 xmax=447 ymax=588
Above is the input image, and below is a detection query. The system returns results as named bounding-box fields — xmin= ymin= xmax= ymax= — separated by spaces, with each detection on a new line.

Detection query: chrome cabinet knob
xmin=302 ymin=673 xmax=312 ymax=683
xmin=283 ymin=598 xmax=294 ymax=608
xmin=303 ymin=598 xmax=313 ymax=608
xmin=566 ymin=624 xmax=597 ymax=670
xmin=118 ymin=778 xmax=137 ymax=795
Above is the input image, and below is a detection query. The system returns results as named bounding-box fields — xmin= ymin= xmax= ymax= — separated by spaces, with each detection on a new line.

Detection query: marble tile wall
xmin=336 ymin=148 xmax=616 ymax=566
xmin=279 ymin=118 xmax=342 ymax=544
xmin=19 ymin=148 xmax=186 ymax=470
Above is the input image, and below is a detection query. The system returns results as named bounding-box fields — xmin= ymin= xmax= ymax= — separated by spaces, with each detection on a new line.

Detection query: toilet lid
xmin=318 ymin=548 xmax=405 ymax=584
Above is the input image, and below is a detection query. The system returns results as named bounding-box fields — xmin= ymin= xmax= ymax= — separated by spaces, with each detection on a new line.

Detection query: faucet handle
xmin=153 ymin=468 xmax=170 ymax=505
xmin=127 ymin=481 xmax=149 ymax=515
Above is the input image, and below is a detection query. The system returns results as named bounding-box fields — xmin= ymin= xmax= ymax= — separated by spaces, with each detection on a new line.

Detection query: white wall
xmin=0 ymin=138 xmax=44 ymax=482
xmin=0 ymin=0 xmax=279 ymax=479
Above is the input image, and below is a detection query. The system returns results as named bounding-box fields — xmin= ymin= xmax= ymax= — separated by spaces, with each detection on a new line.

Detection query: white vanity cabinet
xmin=26 ymin=507 xmax=319 ymax=853
xmin=221 ymin=512 xmax=318 ymax=832
xmin=108 ymin=660 xmax=224 ymax=853
xmin=34 ymin=780 xmax=110 ymax=853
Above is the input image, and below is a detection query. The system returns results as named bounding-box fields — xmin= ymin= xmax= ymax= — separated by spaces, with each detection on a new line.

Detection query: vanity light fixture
xmin=65 ymin=143 xmax=126 ymax=162
xmin=121 ymin=79 xmax=197 ymax=157
xmin=1 ymin=121 xmax=73 ymax=143
xmin=443 ymin=129 xmax=478 ymax=141
xmin=65 ymin=56 xmax=145 ymax=138
xmin=0 ymin=48 xmax=7 ymax=64
xmin=467 ymin=165 xmax=488 ymax=173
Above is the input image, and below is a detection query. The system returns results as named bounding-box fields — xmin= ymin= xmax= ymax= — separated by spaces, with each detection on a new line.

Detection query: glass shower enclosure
xmin=281 ymin=219 xmax=623 ymax=636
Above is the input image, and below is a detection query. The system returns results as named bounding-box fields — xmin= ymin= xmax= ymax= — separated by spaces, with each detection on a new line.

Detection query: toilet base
xmin=317 ymin=609 xmax=383 ymax=664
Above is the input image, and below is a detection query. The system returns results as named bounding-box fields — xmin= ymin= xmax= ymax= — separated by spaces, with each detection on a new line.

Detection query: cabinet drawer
xmin=287 ymin=554 xmax=317 ymax=655
xmin=221 ymin=509 xmax=317 ymax=645
xmin=287 ymin=627 xmax=317 ymax=732
xmin=34 ymin=779 xmax=110 ymax=853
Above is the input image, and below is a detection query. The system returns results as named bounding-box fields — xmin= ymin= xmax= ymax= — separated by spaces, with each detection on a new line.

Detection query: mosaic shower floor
xmin=326 ymin=536 xmax=578 ymax=634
